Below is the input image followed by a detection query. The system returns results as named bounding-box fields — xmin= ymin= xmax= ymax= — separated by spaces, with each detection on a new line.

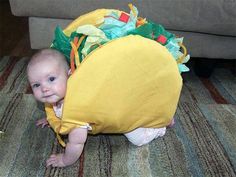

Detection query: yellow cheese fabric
xmin=45 ymin=103 xmax=61 ymax=132
xmin=49 ymin=35 xmax=182 ymax=135
xmin=63 ymin=9 xmax=120 ymax=37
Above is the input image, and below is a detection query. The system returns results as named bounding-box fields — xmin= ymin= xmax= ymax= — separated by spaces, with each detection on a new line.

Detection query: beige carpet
xmin=0 ymin=56 xmax=235 ymax=177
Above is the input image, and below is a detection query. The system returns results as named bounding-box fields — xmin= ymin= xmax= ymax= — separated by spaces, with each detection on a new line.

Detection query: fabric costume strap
xmin=176 ymin=42 xmax=187 ymax=64
xmin=44 ymin=103 xmax=66 ymax=147
xmin=128 ymin=3 xmax=137 ymax=17
xmin=69 ymin=37 xmax=78 ymax=72
xmin=56 ymin=133 xmax=66 ymax=147
xmin=70 ymin=35 xmax=86 ymax=73
xmin=45 ymin=103 xmax=89 ymax=147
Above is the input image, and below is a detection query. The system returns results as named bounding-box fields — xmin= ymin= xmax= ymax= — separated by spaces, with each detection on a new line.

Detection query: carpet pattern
xmin=0 ymin=56 xmax=235 ymax=177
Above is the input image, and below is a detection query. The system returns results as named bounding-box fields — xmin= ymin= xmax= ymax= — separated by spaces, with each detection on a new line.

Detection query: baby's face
xmin=28 ymin=60 xmax=68 ymax=104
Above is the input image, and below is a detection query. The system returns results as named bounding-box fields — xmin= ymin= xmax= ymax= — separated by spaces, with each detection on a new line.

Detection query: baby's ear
xmin=68 ymin=69 xmax=72 ymax=76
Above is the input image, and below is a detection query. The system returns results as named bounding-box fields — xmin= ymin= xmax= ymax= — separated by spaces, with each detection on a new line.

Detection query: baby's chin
xmin=37 ymin=97 xmax=60 ymax=104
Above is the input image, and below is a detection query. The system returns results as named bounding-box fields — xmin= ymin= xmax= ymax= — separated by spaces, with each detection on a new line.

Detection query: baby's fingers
xmin=46 ymin=154 xmax=65 ymax=167
xmin=41 ymin=122 xmax=50 ymax=128
xmin=36 ymin=118 xmax=49 ymax=128
xmin=46 ymin=155 xmax=57 ymax=167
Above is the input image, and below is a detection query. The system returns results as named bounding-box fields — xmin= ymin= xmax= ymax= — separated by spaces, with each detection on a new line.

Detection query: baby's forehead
xmin=28 ymin=59 xmax=60 ymax=78
xmin=35 ymin=54 xmax=60 ymax=64
xmin=29 ymin=56 xmax=59 ymax=69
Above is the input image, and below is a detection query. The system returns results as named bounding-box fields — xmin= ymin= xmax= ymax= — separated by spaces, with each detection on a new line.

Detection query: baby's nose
xmin=41 ymin=85 xmax=50 ymax=92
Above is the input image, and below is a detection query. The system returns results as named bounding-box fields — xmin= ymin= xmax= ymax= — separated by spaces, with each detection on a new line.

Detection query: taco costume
xmin=46 ymin=4 xmax=190 ymax=147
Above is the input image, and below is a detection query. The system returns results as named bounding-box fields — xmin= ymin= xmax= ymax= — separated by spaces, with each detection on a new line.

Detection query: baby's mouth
xmin=43 ymin=94 xmax=54 ymax=98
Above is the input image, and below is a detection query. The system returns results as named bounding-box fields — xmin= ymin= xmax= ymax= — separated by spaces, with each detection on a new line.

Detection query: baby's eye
xmin=32 ymin=83 xmax=40 ymax=88
xmin=49 ymin=76 xmax=56 ymax=82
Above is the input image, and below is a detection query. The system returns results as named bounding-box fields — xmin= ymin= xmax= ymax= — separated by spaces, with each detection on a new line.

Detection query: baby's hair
xmin=27 ymin=48 xmax=69 ymax=73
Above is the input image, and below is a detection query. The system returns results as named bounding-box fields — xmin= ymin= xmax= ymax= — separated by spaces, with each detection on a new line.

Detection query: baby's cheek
xmin=57 ymin=85 xmax=67 ymax=97
xmin=34 ymin=93 xmax=40 ymax=100
xmin=33 ymin=91 xmax=42 ymax=101
xmin=32 ymin=90 xmax=38 ymax=98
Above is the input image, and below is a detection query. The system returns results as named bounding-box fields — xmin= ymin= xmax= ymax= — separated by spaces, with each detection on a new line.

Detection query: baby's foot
xmin=167 ymin=118 xmax=175 ymax=128
xmin=154 ymin=127 xmax=166 ymax=139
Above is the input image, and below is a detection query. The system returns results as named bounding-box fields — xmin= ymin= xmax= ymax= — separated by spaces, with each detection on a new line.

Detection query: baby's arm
xmin=46 ymin=127 xmax=87 ymax=167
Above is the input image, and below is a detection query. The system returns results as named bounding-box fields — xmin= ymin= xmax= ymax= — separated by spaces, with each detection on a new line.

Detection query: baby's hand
xmin=46 ymin=154 xmax=65 ymax=167
xmin=36 ymin=118 xmax=49 ymax=128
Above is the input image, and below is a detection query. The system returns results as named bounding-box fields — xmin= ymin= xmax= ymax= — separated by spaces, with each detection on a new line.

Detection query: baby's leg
xmin=124 ymin=127 xmax=166 ymax=146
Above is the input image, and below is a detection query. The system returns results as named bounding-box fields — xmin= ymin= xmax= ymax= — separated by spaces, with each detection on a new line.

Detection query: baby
xmin=27 ymin=48 xmax=175 ymax=167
